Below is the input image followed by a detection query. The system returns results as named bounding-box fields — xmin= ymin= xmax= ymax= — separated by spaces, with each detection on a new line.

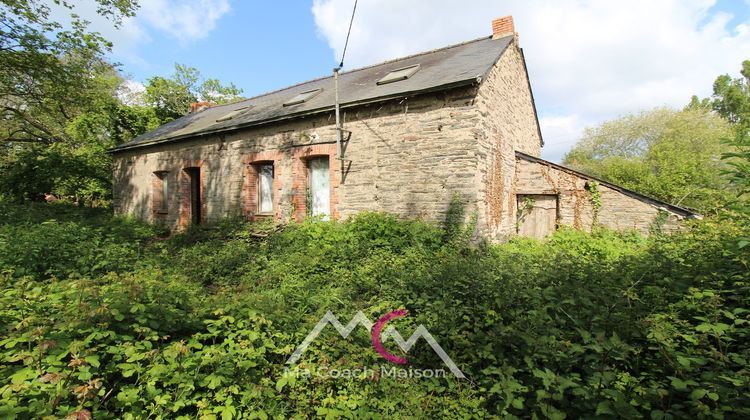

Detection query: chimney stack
xmin=492 ymin=15 xmax=516 ymax=40
xmin=189 ymin=101 xmax=212 ymax=113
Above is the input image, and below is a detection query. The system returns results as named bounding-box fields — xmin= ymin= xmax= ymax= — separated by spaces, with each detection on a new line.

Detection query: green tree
xmin=564 ymin=108 xmax=735 ymax=213
xmin=0 ymin=1 xmax=193 ymax=205
xmin=0 ymin=65 xmax=160 ymax=204
xmin=199 ymin=77 xmax=243 ymax=104
xmin=707 ymin=60 xmax=750 ymax=203
xmin=145 ymin=63 xmax=243 ymax=123
xmin=0 ymin=0 xmax=138 ymax=145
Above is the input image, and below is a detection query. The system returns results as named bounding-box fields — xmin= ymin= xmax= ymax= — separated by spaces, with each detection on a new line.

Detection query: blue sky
xmin=93 ymin=0 xmax=750 ymax=161
xmin=710 ymin=0 xmax=750 ymax=27
xmin=116 ymin=2 xmax=334 ymax=98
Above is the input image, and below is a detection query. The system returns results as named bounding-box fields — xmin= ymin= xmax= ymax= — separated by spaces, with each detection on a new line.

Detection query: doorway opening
xmin=516 ymin=194 xmax=558 ymax=238
xmin=185 ymin=167 xmax=201 ymax=225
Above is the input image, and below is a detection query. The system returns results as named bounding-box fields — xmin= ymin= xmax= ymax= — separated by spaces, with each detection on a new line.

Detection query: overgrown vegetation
xmin=565 ymin=59 xmax=750 ymax=215
xmin=709 ymin=60 xmax=750 ymax=212
xmin=564 ymin=107 xmax=737 ymax=214
xmin=2 ymin=2 xmax=750 ymax=417
xmin=0 ymin=1 xmax=243 ymax=206
xmin=1 ymin=201 xmax=748 ymax=418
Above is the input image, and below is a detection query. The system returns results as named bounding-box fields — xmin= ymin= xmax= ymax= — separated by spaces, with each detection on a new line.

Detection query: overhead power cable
xmin=338 ymin=0 xmax=358 ymax=69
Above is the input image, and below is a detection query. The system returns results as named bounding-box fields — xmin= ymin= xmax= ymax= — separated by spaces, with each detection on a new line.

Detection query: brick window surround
xmin=242 ymin=151 xmax=283 ymax=221
xmin=291 ymin=143 xmax=339 ymax=222
xmin=178 ymin=160 xmax=205 ymax=230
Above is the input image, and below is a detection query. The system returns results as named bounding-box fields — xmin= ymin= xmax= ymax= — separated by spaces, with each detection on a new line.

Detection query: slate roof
xmin=110 ymin=35 xmax=514 ymax=153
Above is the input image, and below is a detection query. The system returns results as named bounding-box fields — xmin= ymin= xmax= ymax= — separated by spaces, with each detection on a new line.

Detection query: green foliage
xmin=564 ymin=107 xmax=737 ymax=213
xmin=0 ymin=201 xmax=160 ymax=280
xmin=0 ymin=0 xmax=138 ymax=145
xmin=1 ymin=142 xmax=112 ymax=205
xmin=0 ymin=269 xmax=213 ymax=418
xmin=587 ymin=181 xmax=602 ymax=224
xmin=0 ymin=202 xmax=748 ymax=418
xmin=1 ymin=4 xmax=241 ymax=205
xmin=0 ymin=53 xmax=159 ymax=205
xmin=516 ymin=195 xmax=535 ymax=231
xmin=145 ymin=63 xmax=244 ymax=123
xmin=442 ymin=193 xmax=477 ymax=244
xmin=709 ymin=60 xmax=750 ymax=126
xmin=649 ymin=209 xmax=670 ymax=236
xmin=707 ymin=60 xmax=750 ymax=208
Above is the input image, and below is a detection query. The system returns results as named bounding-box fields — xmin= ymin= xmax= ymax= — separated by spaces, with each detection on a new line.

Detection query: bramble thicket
xmin=2 ymin=1 xmax=750 ymax=417
xmin=0 ymin=202 xmax=749 ymax=418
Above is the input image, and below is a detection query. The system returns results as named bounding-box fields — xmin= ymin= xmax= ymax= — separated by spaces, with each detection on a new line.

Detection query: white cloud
xmin=138 ymin=0 xmax=231 ymax=46
xmin=312 ymin=0 xmax=750 ymax=161
xmin=539 ymin=115 xmax=585 ymax=161
xmin=117 ymin=80 xmax=147 ymax=106
xmin=50 ymin=1 xmax=231 ymax=71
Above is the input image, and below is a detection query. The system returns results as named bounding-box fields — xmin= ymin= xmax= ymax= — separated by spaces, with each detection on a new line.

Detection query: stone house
xmin=109 ymin=16 xmax=697 ymax=240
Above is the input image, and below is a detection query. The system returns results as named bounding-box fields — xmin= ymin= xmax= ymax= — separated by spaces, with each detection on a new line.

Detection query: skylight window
xmin=376 ymin=64 xmax=420 ymax=85
xmin=283 ymin=89 xmax=322 ymax=107
xmin=216 ymin=106 xmax=251 ymax=122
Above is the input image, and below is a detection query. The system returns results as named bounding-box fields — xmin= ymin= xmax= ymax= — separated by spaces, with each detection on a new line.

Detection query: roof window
xmin=216 ymin=106 xmax=251 ymax=122
xmin=376 ymin=64 xmax=420 ymax=85
xmin=283 ymin=89 xmax=322 ymax=107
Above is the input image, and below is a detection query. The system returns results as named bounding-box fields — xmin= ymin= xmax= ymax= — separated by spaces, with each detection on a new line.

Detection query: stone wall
xmin=474 ymin=39 xmax=543 ymax=240
xmin=513 ymin=155 xmax=688 ymax=235
xmin=112 ymin=84 xmax=486 ymax=231
xmin=112 ymin=38 xmax=686 ymax=239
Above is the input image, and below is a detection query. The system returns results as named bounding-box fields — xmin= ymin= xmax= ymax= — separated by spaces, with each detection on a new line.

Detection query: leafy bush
xmin=0 ymin=202 xmax=748 ymax=418
xmin=0 ymin=202 xmax=159 ymax=280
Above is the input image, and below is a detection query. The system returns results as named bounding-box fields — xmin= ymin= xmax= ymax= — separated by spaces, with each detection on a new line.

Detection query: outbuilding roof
xmin=515 ymin=151 xmax=701 ymax=218
xmin=110 ymin=35 xmax=514 ymax=153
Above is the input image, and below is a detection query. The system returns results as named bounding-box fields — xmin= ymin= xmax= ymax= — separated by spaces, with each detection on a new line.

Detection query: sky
xmin=72 ymin=0 xmax=750 ymax=162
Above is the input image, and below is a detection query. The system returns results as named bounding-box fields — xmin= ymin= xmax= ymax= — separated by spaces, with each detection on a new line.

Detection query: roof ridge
xmin=111 ymin=34 xmax=514 ymax=153
xmin=340 ymin=35 xmax=493 ymax=75
xmin=227 ymin=35 xmax=495 ymax=106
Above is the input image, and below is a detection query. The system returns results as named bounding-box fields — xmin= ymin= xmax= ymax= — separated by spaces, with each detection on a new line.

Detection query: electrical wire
xmin=338 ymin=0 xmax=358 ymax=69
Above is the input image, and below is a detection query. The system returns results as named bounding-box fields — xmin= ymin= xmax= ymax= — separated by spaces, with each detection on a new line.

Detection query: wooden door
xmin=517 ymin=194 xmax=557 ymax=238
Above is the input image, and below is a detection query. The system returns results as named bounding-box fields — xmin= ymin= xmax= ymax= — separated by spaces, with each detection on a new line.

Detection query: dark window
xmin=154 ymin=171 xmax=169 ymax=213
xmin=216 ymin=106 xmax=252 ymax=122
xmin=185 ymin=168 xmax=201 ymax=225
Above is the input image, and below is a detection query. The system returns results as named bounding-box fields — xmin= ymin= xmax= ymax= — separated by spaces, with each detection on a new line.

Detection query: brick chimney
xmin=189 ymin=101 xmax=212 ymax=113
xmin=492 ymin=15 xmax=516 ymax=40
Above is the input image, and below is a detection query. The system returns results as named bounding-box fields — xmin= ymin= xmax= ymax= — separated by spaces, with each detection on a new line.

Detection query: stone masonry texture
xmin=112 ymin=39 xmax=689 ymax=239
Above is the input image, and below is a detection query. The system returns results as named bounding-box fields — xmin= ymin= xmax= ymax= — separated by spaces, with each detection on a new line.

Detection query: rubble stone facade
xmin=112 ymin=38 xmax=694 ymax=240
